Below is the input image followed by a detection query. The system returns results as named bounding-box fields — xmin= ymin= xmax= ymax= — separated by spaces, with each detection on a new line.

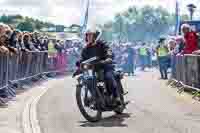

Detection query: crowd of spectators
xmin=1 ymin=21 xmax=199 ymax=83
xmin=111 ymin=42 xmax=156 ymax=76
xmin=167 ymin=24 xmax=199 ymax=56
xmin=0 ymin=23 xmax=49 ymax=55
xmin=2 ymin=21 xmax=200 ymax=104
xmin=110 ymin=24 xmax=200 ymax=79
xmin=154 ymin=23 xmax=200 ymax=80
xmin=0 ymin=22 xmax=84 ymax=72
xmin=0 ymin=22 xmax=85 ymax=102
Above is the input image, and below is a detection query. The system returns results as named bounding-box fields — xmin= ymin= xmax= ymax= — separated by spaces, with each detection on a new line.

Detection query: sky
xmin=0 ymin=0 xmax=199 ymax=26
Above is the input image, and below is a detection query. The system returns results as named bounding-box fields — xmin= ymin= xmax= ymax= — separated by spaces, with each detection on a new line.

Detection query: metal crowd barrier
xmin=0 ymin=53 xmax=8 ymax=89
xmin=174 ymin=54 xmax=200 ymax=91
xmin=175 ymin=55 xmax=185 ymax=84
xmin=0 ymin=51 xmax=70 ymax=91
xmin=185 ymin=55 xmax=200 ymax=88
xmin=46 ymin=52 xmax=68 ymax=74
xmin=8 ymin=51 xmax=48 ymax=83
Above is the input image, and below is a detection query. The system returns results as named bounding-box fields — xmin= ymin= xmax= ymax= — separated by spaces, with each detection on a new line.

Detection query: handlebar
xmin=81 ymin=56 xmax=99 ymax=65
xmin=73 ymin=56 xmax=115 ymax=77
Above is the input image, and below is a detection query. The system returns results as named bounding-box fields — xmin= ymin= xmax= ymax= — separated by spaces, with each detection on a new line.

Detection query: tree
xmin=17 ymin=19 xmax=34 ymax=32
xmin=101 ymin=6 xmax=189 ymax=42
xmin=0 ymin=14 xmax=61 ymax=31
xmin=0 ymin=14 xmax=12 ymax=24
xmin=35 ymin=19 xmax=44 ymax=30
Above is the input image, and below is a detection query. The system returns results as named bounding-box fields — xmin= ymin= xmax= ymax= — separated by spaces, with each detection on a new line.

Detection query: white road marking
xmin=22 ymin=87 xmax=49 ymax=133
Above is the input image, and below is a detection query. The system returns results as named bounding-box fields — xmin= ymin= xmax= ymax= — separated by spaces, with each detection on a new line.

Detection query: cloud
xmin=3 ymin=0 xmax=45 ymax=7
xmin=0 ymin=0 xmax=136 ymax=25
xmin=0 ymin=0 xmax=199 ymax=26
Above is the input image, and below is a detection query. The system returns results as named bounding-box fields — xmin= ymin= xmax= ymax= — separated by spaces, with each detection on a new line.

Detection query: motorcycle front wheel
xmin=76 ymin=85 xmax=102 ymax=122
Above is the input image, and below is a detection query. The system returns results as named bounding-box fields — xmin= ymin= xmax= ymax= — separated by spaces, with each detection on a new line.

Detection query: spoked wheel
xmin=114 ymin=95 xmax=125 ymax=114
xmin=76 ymin=85 xmax=102 ymax=122
xmin=114 ymin=81 xmax=125 ymax=114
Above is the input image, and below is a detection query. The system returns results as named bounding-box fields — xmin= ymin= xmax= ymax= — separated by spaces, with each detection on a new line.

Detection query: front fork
xmin=86 ymin=77 xmax=105 ymax=109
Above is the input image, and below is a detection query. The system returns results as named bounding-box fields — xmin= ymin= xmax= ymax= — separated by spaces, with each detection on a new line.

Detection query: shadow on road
xmin=79 ymin=113 xmax=132 ymax=127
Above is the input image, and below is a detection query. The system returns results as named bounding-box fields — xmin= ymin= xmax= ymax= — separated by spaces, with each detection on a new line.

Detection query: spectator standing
xmin=23 ymin=34 xmax=37 ymax=51
xmin=126 ymin=45 xmax=136 ymax=76
xmin=48 ymin=40 xmax=57 ymax=71
xmin=139 ymin=43 xmax=148 ymax=71
xmin=181 ymin=24 xmax=198 ymax=54
xmin=156 ymin=38 xmax=169 ymax=80
xmin=147 ymin=45 xmax=153 ymax=69
xmin=174 ymin=36 xmax=185 ymax=54
xmin=0 ymin=24 xmax=13 ymax=55
xmin=9 ymin=30 xmax=19 ymax=53
xmin=168 ymin=39 xmax=179 ymax=79
xmin=40 ymin=37 xmax=49 ymax=51
xmin=16 ymin=32 xmax=26 ymax=51
xmin=54 ymin=40 xmax=66 ymax=73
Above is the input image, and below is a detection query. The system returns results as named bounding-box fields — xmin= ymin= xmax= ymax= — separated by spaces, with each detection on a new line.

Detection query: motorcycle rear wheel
xmin=114 ymin=81 xmax=125 ymax=114
xmin=114 ymin=96 xmax=125 ymax=114
xmin=76 ymin=85 xmax=102 ymax=122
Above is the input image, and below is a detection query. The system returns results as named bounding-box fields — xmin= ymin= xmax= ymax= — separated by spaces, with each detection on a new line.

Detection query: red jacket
xmin=183 ymin=31 xmax=198 ymax=54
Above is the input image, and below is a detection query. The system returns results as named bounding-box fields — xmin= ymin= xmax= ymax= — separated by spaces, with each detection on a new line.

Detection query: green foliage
xmin=102 ymin=6 xmax=189 ymax=42
xmin=0 ymin=14 xmax=12 ymax=24
xmin=0 ymin=14 xmax=62 ymax=32
xmin=34 ymin=19 xmax=44 ymax=30
xmin=16 ymin=19 xmax=34 ymax=32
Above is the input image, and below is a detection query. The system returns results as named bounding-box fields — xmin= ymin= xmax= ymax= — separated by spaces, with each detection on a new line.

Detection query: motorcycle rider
xmin=77 ymin=26 xmax=121 ymax=105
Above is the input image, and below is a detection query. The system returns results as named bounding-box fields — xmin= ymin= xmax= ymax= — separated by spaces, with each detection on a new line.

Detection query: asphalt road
xmin=37 ymin=71 xmax=200 ymax=133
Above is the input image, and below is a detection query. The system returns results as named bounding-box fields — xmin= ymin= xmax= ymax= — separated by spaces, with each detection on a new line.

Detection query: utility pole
xmin=175 ymin=0 xmax=180 ymax=35
xmin=119 ymin=15 xmax=123 ymax=45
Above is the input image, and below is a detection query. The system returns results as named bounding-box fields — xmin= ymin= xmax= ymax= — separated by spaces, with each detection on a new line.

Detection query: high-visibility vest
xmin=158 ymin=46 xmax=168 ymax=57
xmin=48 ymin=42 xmax=57 ymax=54
xmin=139 ymin=47 xmax=147 ymax=56
xmin=48 ymin=42 xmax=57 ymax=57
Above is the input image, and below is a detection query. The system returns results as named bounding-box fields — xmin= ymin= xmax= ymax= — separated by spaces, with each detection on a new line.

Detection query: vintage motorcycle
xmin=73 ymin=56 xmax=129 ymax=122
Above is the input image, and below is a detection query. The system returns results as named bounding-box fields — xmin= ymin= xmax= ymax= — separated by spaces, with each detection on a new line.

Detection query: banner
xmin=80 ymin=0 xmax=90 ymax=36
xmin=175 ymin=0 xmax=181 ymax=35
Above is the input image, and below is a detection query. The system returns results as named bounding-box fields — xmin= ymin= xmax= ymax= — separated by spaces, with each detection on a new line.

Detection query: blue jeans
xmin=104 ymin=70 xmax=118 ymax=98
xmin=171 ymin=55 xmax=176 ymax=79
xmin=140 ymin=55 xmax=147 ymax=70
xmin=158 ymin=56 xmax=168 ymax=79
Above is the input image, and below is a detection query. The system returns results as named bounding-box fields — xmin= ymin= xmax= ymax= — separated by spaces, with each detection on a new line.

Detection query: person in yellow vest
xmin=48 ymin=39 xmax=57 ymax=57
xmin=48 ymin=39 xmax=57 ymax=70
xmin=156 ymin=38 xmax=169 ymax=79
xmin=139 ymin=42 xmax=148 ymax=71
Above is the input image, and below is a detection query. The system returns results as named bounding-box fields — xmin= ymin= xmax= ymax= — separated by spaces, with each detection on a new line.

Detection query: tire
xmin=76 ymin=85 xmax=102 ymax=122
xmin=114 ymin=95 xmax=125 ymax=114
xmin=114 ymin=81 xmax=125 ymax=114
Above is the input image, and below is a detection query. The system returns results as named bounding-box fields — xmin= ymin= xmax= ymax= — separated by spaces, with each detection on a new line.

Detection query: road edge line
xmin=22 ymin=87 xmax=49 ymax=133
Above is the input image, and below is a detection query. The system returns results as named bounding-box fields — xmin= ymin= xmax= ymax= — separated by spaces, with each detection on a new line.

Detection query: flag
xmin=80 ymin=0 xmax=90 ymax=36
xmin=175 ymin=0 xmax=180 ymax=35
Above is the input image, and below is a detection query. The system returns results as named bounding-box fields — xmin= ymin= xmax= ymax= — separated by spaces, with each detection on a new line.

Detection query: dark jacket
xmin=54 ymin=43 xmax=64 ymax=53
xmin=80 ymin=40 xmax=114 ymax=70
xmin=41 ymin=40 xmax=49 ymax=51
xmin=24 ymin=41 xmax=37 ymax=51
